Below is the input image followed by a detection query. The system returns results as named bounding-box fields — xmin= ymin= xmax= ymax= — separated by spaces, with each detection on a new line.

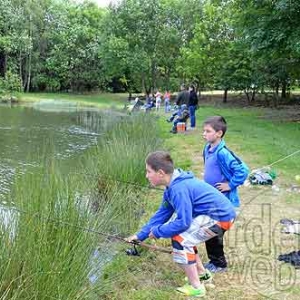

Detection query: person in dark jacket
xmin=176 ymin=84 xmax=189 ymax=106
xmin=188 ymin=85 xmax=199 ymax=129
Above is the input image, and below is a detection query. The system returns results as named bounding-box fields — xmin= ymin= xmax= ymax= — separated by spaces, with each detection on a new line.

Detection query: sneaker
xmin=184 ymin=269 xmax=213 ymax=284
xmin=204 ymin=262 xmax=227 ymax=273
xmin=176 ymin=284 xmax=206 ymax=297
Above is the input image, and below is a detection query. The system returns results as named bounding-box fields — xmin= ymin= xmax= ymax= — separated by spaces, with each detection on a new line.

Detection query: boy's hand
xmin=125 ymin=234 xmax=139 ymax=243
xmin=215 ymin=182 xmax=231 ymax=192
xmin=149 ymin=230 xmax=157 ymax=239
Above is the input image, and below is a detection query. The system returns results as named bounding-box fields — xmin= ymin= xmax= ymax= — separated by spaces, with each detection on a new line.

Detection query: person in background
xmin=188 ymin=85 xmax=199 ymax=129
xmin=125 ymin=151 xmax=236 ymax=297
xmin=145 ymin=93 xmax=154 ymax=112
xmin=175 ymin=84 xmax=189 ymax=106
xmin=163 ymin=90 xmax=171 ymax=113
xmin=155 ymin=90 xmax=162 ymax=111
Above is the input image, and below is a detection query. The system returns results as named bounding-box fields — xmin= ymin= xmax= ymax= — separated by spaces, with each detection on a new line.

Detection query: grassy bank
xmin=100 ymin=106 xmax=300 ymax=299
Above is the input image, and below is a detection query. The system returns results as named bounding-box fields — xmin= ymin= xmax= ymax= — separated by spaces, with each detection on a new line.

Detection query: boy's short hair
xmin=203 ymin=116 xmax=227 ymax=137
xmin=146 ymin=151 xmax=174 ymax=174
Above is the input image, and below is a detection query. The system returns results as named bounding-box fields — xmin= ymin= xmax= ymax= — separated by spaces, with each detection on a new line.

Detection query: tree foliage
xmin=0 ymin=0 xmax=299 ymax=103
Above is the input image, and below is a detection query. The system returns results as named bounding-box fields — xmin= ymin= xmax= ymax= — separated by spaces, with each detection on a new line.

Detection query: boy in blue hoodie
xmin=126 ymin=151 xmax=236 ymax=297
xmin=202 ymin=116 xmax=249 ymax=273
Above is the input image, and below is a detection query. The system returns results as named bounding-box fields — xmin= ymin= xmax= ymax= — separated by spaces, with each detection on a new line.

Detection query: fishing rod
xmin=48 ymin=216 xmax=172 ymax=255
xmin=6 ymin=205 xmax=172 ymax=255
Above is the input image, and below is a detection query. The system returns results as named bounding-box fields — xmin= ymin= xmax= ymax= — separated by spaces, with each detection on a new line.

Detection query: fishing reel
xmin=125 ymin=242 xmax=140 ymax=256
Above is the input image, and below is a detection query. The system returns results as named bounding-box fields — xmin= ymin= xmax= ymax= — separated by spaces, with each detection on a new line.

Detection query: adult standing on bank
xmin=188 ymin=85 xmax=199 ymax=129
xmin=175 ymin=84 xmax=189 ymax=107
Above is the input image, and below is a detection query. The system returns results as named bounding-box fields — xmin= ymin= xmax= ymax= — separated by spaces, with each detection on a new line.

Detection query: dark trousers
xmin=205 ymin=227 xmax=227 ymax=268
xmin=188 ymin=105 xmax=196 ymax=127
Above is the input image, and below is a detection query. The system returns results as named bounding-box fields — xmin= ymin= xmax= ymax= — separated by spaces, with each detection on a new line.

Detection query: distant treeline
xmin=0 ymin=0 xmax=299 ymax=104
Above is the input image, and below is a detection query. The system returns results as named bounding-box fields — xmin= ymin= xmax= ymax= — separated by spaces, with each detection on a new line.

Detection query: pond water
xmin=0 ymin=102 xmax=103 ymax=200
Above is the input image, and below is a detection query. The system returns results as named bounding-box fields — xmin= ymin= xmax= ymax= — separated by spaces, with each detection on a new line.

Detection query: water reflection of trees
xmin=75 ymin=110 xmax=125 ymax=133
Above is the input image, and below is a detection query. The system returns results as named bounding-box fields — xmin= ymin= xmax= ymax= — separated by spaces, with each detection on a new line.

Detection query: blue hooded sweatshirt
xmin=203 ymin=140 xmax=249 ymax=207
xmin=136 ymin=170 xmax=236 ymax=241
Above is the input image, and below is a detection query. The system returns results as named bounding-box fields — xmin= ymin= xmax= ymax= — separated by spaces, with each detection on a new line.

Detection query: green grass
xmin=100 ymin=106 xmax=300 ymax=299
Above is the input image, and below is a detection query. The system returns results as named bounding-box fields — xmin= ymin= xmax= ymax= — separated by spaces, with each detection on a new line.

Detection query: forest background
xmin=0 ymin=0 xmax=300 ymax=105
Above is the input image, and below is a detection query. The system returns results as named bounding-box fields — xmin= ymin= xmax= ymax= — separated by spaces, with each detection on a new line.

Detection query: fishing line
xmin=69 ymin=149 xmax=300 ymax=195
xmin=238 ymin=148 xmax=300 ymax=211
xmin=267 ymin=149 xmax=300 ymax=168
xmin=73 ymin=148 xmax=300 ymax=194
xmin=71 ymin=170 xmax=164 ymax=192
xmin=250 ymin=148 xmax=300 ymax=173
xmin=5 ymin=205 xmax=172 ymax=254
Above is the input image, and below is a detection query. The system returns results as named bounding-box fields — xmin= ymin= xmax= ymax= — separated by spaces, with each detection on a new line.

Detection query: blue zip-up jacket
xmin=203 ymin=140 xmax=249 ymax=207
xmin=136 ymin=170 xmax=236 ymax=241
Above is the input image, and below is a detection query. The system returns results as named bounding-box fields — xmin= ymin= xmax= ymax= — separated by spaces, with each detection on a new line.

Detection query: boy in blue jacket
xmin=202 ymin=116 xmax=249 ymax=273
xmin=126 ymin=151 xmax=236 ymax=297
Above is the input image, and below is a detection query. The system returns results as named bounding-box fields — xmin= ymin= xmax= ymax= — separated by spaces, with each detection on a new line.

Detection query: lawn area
xmin=100 ymin=104 xmax=300 ymax=299
xmin=17 ymin=92 xmax=128 ymax=108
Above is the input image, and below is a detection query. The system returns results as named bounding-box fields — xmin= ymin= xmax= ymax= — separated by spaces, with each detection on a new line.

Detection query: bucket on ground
xmin=177 ymin=122 xmax=186 ymax=132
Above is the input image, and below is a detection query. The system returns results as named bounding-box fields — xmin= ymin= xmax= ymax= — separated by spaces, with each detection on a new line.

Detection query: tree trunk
xmin=19 ymin=50 xmax=23 ymax=89
xmin=26 ymin=50 xmax=32 ymax=92
xmin=251 ymin=90 xmax=256 ymax=102
xmin=275 ymin=81 xmax=279 ymax=96
xmin=141 ymin=73 xmax=145 ymax=93
xmin=281 ymin=80 xmax=286 ymax=99
xmin=0 ymin=51 xmax=7 ymax=77
xmin=151 ymin=59 xmax=156 ymax=90
xmin=165 ymin=67 xmax=170 ymax=91
xmin=244 ymin=90 xmax=251 ymax=105
xmin=128 ymin=92 xmax=132 ymax=101
xmin=286 ymin=81 xmax=291 ymax=99
xmin=223 ymin=88 xmax=228 ymax=103
xmin=26 ymin=15 xmax=33 ymax=93
xmin=273 ymin=93 xmax=279 ymax=108
xmin=264 ymin=93 xmax=270 ymax=107
xmin=194 ymin=77 xmax=201 ymax=97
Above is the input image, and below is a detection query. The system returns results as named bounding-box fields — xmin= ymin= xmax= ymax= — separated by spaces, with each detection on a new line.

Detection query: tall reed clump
xmin=87 ymin=113 xmax=162 ymax=183
xmin=0 ymin=163 xmax=102 ymax=299
xmin=80 ymin=113 xmax=163 ymax=236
